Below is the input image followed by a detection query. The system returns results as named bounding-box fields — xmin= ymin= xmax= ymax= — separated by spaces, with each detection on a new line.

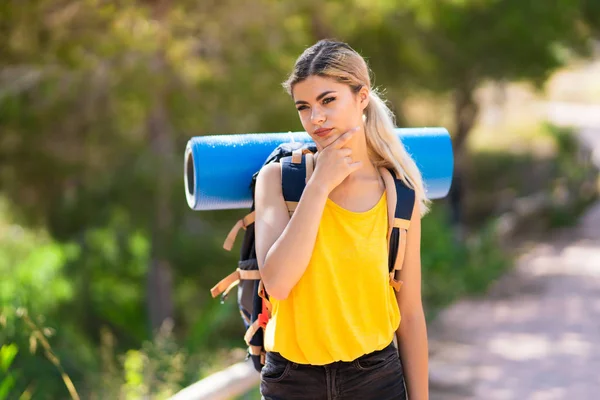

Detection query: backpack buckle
xmin=258 ymin=312 xmax=269 ymax=328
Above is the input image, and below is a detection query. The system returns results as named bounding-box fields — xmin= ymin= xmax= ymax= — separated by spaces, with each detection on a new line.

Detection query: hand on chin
xmin=320 ymin=131 xmax=347 ymax=149
xmin=320 ymin=136 xmax=339 ymax=149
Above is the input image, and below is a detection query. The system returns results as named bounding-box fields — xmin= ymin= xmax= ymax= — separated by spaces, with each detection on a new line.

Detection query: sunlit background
xmin=1 ymin=1 xmax=599 ymax=399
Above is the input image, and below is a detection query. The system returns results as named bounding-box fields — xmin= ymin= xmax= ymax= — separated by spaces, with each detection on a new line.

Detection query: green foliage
xmin=464 ymin=122 xmax=599 ymax=227
xmin=349 ymin=0 xmax=594 ymax=158
xmin=0 ymin=307 xmax=82 ymax=400
xmin=543 ymin=124 xmax=599 ymax=227
xmin=0 ymin=344 xmax=19 ymax=400
xmin=93 ymin=323 xmax=187 ymax=400
xmin=421 ymin=204 xmax=510 ymax=317
xmin=0 ymin=200 xmax=75 ymax=312
xmin=0 ymin=344 xmax=18 ymax=375
xmin=393 ymin=0 xmax=589 ymax=90
xmin=582 ymin=0 xmax=600 ymax=38
xmin=544 ymin=123 xmax=579 ymax=156
xmin=236 ymin=386 xmax=262 ymax=400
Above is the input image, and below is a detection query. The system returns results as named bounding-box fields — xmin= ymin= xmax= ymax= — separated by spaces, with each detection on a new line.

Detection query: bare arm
xmin=254 ymin=127 xmax=362 ymax=300
xmin=254 ymin=163 xmax=329 ymax=300
xmin=396 ymin=200 xmax=429 ymax=400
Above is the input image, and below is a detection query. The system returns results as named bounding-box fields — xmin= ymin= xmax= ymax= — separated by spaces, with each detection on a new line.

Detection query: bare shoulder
xmin=254 ymin=162 xmax=289 ymax=269
xmin=255 ymin=162 xmax=288 ymax=220
xmin=257 ymin=162 xmax=281 ymax=183
xmin=255 ymin=162 xmax=282 ymax=200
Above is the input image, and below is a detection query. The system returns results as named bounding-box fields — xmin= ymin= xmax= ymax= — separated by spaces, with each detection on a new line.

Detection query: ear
xmin=358 ymin=86 xmax=369 ymax=112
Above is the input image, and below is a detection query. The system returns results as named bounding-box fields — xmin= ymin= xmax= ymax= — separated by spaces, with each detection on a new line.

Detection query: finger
xmin=338 ymin=148 xmax=352 ymax=157
xmin=349 ymin=160 xmax=363 ymax=171
xmin=332 ymin=126 xmax=360 ymax=149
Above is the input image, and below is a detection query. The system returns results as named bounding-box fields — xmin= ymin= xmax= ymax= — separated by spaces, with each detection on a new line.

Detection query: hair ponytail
xmin=365 ymin=90 xmax=430 ymax=216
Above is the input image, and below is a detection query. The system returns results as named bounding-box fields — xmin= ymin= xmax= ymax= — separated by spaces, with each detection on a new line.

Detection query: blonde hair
xmin=283 ymin=40 xmax=430 ymax=216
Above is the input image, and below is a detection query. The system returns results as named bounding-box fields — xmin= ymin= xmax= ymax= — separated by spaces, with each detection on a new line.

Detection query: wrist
xmin=305 ymin=179 xmax=330 ymax=199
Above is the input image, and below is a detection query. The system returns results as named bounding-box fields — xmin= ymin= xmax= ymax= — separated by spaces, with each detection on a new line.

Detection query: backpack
xmin=210 ymin=142 xmax=416 ymax=372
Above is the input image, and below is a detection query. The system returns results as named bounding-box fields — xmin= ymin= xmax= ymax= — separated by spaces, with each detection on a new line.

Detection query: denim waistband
xmin=269 ymin=340 xmax=397 ymax=368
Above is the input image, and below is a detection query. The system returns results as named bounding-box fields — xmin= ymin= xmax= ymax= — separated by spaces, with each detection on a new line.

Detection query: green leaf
xmin=0 ymin=374 xmax=16 ymax=400
xmin=0 ymin=344 xmax=18 ymax=373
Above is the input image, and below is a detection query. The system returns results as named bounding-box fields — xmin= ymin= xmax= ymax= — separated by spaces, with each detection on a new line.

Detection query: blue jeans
xmin=260 ymin=342 xmax=407 ymax=400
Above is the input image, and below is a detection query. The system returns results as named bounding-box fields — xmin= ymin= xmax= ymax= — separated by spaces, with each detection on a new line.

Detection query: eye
xmin=297 ymin=105 xmax=308 ymax=111
xmin=323 ymin=96 xmax=336 ymax=105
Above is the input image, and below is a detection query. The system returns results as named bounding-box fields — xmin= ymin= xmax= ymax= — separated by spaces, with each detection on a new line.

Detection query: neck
xmin=345 ymin=126 xmax=379 ymax=181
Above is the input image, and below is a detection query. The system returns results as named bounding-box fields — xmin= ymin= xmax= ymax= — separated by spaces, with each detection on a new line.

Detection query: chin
xmin=314 ymin=135 xmax=336 ymax=149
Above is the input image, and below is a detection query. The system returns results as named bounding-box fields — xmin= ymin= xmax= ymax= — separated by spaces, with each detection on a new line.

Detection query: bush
xmin=465 ymin=123 xmax=598 ymax=229
xmin=421 ymin=204 xmax=511 ymax=318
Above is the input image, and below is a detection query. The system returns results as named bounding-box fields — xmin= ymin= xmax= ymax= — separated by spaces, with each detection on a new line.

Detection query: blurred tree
xmin=0 ymin=0 xmax=309 ymax=351
xmin=144 ymin=0 xmax=176 ymax=335
xmin=581 ymin=0 xmax=600 ymax=38
xmin=352 ymin=0 xmax=593 ymax=230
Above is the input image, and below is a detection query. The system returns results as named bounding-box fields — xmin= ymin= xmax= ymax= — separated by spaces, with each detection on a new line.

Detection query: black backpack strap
xmin=214 ymin=144 xmax=317 ymax=373
xmin=381 ymin=167 xmax=416 ymax=292
xmin=240 ymin=150 xmax=315 ymax=372
xmin=281 ymin=150 xmax=314 ymax=215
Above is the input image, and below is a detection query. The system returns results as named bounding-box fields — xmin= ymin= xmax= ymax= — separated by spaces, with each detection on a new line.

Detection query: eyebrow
xmin=294 ymin=90 xmax=336 ymax=105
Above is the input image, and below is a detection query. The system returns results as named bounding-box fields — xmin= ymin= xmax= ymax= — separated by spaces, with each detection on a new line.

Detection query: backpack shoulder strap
xmin=281 ymin=149 xmax=314 ymax=216
xmin=221 ymin=148 xmax=314 ymax=252
xmin=379 ymin=167 xmax=416 ymax=292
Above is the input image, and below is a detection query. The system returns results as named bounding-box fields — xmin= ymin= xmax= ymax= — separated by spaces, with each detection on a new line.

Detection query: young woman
xmin=254 ymin=40 xmax=430 ymax=400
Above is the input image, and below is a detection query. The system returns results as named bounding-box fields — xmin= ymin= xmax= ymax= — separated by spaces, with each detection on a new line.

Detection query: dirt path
xmin=428 ymin=123 xmax=600 ymax=400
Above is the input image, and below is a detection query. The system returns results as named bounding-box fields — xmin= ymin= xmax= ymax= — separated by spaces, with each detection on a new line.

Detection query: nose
xmin=310 ymin=106 xmax=326 ymax=126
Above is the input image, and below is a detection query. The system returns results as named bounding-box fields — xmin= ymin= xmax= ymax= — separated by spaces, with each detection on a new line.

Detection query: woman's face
xmin=292 ymin=75 xmax=368 ymax=150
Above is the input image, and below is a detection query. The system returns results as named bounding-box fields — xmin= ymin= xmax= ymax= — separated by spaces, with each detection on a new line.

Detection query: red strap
xmin=258 ymin=297 xmax=269 ymax=328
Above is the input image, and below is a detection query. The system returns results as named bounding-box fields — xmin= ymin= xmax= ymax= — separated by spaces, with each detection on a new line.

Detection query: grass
xmin=0 ymin=308 xmax=81 ymax=400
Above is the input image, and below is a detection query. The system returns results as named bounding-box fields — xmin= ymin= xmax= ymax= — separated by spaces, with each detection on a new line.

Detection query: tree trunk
xmin=146 ymin=0 xmax=174 ymax=334
xmin=448 ymin=85 xmax=479 ymax=238
xmin=310 ymin=13 xmax=330 ymax=40
xmin=147 ymin=93 xmax=175 ymax=332
xmin=452 ymin=85 xmax=479 ymax=158
xmin=302 ymin=0 xmax=332 ymax=40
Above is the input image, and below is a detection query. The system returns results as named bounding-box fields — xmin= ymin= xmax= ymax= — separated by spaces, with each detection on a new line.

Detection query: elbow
xmin=267 ymin=286 xmax=290 ymax=301
xmin=402 ymin=310 xmax=425 ymax=325
xmin=262 ymin=276 xmax=291 ymax=300
xmin=260 ymin=264 xmax=291 ymax=301
xmin=398 ymin=307 xmax=426 ymax=333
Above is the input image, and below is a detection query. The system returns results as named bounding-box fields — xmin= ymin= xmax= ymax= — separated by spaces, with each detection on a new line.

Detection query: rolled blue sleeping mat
xmin=185 ymin=128 xmax=453 ymax=211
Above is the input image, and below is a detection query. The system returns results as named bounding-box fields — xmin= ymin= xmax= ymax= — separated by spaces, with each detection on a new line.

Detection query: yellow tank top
xmin=263 ymin=191 xmax=401 ymax=365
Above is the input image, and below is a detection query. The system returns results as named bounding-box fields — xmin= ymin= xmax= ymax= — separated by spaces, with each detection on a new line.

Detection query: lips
xmin=314 ymin=128 xmax=333 ymax=137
